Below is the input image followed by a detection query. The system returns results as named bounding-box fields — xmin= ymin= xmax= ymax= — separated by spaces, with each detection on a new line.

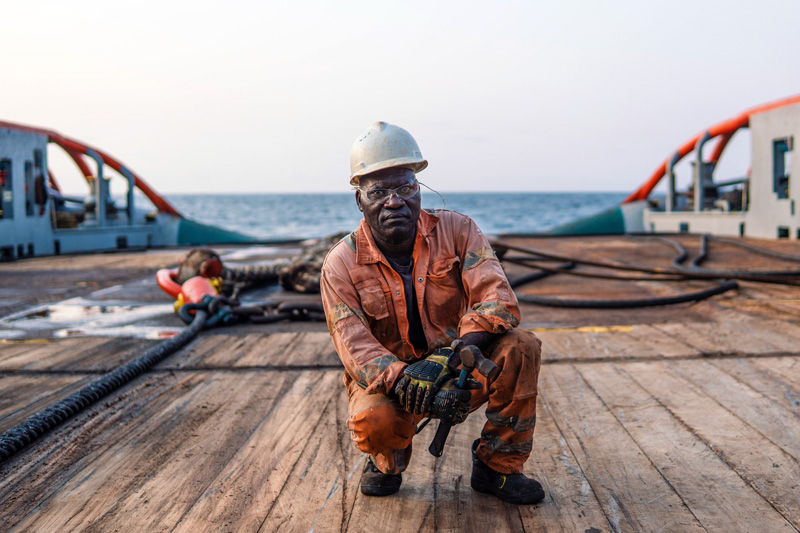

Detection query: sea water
xmin=167 ymin=192 xmax=627 ymax=241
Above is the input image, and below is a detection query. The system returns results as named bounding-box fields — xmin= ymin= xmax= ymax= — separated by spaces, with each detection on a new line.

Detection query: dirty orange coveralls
xmin=321 ymin=210 xmax=541 ymax=475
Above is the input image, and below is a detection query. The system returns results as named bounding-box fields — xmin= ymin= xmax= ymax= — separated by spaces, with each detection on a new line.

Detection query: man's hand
xmin=395 ymin=348 xmax=481 ymax=417
xmin=394 ymin=351 xmax=452 ymax=415
xmin=453 ymin=332 xmax=498 ymax=358
xmin=430 ymin=379 xmax=473 ymax=424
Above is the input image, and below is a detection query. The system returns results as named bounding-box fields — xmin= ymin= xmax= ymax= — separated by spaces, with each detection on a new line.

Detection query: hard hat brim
xmin=349 ymin=158 xmax=428 ymax=186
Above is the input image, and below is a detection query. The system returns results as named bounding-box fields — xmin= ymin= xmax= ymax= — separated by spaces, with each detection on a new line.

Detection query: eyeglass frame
xmin=354 ymin=179 xmax=421 ymax=203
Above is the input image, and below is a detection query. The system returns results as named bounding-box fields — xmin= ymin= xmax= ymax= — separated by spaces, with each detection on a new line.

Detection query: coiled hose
xmin=504 ymin=237 xmax=742 ymax=308
xmin=508 ymin=262 xmax=575 ymax=288
xmin=0 ymin=310 xmax=208 ymax=464
xmin=667 ymin=235 xmax=800 ymax=278
xmin=708 ymin=235 xmax=800 ymax=262
xmin=515 ymin=280 xmax=739 ymax=308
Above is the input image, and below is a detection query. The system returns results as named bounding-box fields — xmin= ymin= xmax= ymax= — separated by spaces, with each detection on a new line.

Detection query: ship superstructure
xmin=0 ymin=121 xmax=256 ymax=260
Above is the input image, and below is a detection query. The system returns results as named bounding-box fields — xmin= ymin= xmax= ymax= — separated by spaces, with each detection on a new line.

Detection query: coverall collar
xmin=356 ymin=210 xmax=439 ymax=265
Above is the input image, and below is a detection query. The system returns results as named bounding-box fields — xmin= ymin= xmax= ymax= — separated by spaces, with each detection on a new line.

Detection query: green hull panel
xmin=547 ymin=205 xmax=626 ymax=236
xmin=177 ymin=218 xmax=259 ymax=245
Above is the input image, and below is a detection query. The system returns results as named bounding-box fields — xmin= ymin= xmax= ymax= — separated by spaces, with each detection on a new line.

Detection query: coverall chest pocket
xmin=356 ymin=279 xmax=390 ymax=320
xmin=425 ymin=256 xmax=463 ymax=326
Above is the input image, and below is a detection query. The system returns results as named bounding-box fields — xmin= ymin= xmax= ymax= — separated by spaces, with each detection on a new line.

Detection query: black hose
xmin=509 ymin=262 xmax=575 ymax=288
xmin=696 ymin=234 xmax=800 ymax=275
xmin=0 ymin=310 xmax=208 ymax=464
xmin=663 ymin=236 xmax=800 ymax=279
xmin=689 ymin=235 xmax=709 ymax=269
xmin=485 ymin=236 xmax=791 ymax=309
xmin=505 ymin=257 xmax=691 ymax=282
xmin=505 ymin=236 xmax=742 ymax=308
xmin=496 ymin=238 xmax=800 ymax=284
xmin=708 ymin=235 xmax=800 ymax=263
xmin=247 ymin=312 xmax=293 ymax=324
xmin=493 ymin=239 xmax=679 ymax=276
xmin=516 ymin=280 xmax=739 ymax=308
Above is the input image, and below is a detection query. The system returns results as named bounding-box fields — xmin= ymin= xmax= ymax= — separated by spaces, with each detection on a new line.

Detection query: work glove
xmin=395 ymin=350 xmax=453 ymax=415
xmin=394 ymin=348 xmax=481 ymax=417
xmin=430 ymin=380 xmax=473 ymax=424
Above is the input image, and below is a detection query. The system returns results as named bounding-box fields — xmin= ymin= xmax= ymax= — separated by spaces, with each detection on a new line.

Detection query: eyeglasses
xmin=357 ymin=181 xmax=420 ymax=202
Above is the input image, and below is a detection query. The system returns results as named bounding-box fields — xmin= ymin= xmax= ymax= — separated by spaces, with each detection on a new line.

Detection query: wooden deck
xmin=1 ymin=236 xmax=799 ymax=532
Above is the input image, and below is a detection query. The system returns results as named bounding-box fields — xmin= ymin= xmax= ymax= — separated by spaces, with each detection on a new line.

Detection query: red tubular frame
xmin=623 ymin=94 xmax=800 ymax=204
xmin=0 ymin=120 xmax=181 ymax=216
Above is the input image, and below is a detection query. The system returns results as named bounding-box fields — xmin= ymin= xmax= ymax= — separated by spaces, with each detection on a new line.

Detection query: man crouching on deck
xmin=320 ymin=122 xmax=544 ymax=505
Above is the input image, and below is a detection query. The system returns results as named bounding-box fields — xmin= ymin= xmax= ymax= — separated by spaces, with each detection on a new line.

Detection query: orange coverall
xmin=321 ymin=210 xmax=541 ymax=475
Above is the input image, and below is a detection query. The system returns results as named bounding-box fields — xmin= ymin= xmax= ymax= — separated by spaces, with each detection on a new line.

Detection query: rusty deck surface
xmin=1 ymin=235 xmax=799 ymax=532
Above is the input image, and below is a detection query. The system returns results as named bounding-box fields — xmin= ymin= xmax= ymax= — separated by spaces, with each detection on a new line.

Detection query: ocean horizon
xmin=165 ymin=191 xmax=628 ymax=241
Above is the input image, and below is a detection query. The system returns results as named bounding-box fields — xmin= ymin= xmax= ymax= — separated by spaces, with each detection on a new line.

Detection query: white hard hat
xmin=349 ymin=121 xmax=428 ymax=186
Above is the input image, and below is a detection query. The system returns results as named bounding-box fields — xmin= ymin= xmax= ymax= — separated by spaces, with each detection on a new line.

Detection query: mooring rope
xmin=0 ymin=310 xmax=208 ymax=464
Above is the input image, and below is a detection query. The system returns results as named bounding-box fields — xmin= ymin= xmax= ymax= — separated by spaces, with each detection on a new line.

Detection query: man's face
xmin=356 ymin=167 xmax=422 ymax=244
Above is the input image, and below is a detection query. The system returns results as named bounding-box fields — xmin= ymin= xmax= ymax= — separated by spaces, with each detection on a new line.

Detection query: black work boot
xmin=471 ymin=439 xmax=545 ymax=505
xmin=360 ymin=457 xmax=402 ymax=496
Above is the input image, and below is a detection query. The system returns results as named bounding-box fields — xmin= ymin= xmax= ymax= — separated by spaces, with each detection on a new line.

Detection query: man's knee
xmin=490 ymin=328 xmax=541 ymax=370
xmin=485 ymin=328 xmax=541 ymax=401
xmin=347 ymin=402 xmax=416 ymax=454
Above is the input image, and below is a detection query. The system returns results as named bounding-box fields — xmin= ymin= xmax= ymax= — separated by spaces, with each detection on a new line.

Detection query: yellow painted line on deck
xmin=0 ymin=338 xmax=53 ymax=344
xmin=528 ymin=325 xmax=634 ymax=333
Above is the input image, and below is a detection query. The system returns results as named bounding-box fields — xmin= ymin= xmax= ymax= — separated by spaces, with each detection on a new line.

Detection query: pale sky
xmin=2 ymin=0 xmax=799 ymax=195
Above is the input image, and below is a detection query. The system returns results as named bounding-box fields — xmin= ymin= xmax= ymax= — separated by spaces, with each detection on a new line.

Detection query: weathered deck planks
xmin=577 ymin=362 xmax=796 ymax=532
xmin=3 ymin=235 xmax=800 ymax=531
xmin=6 ymin=370 xmax=334 ymax=531
xmin=713 ymin=357 xmax=800 ymax=419
xmin=519 ymin=398 xmax=610 ymax=532
xmin=160 ymin=332 xmax=340 ymax=369
xmin=670 ymin=359 xmax=800 ymax=460
xmin=256 ymin=386 xmax=360 ymax=532
xmin=0 ymin=337 xmax=157 ymax=372
xmin=540 ymin=364 xmax=707 ymax=532
xmin=0 ymin=249 xmax=187 ymax=317
xmin=0 ymin=374 xmax=92 ymax=431
xmin=625 ymin=361 xmax=800 ymax=530
xmin=173 ymin=371 xmax=342 ymax=532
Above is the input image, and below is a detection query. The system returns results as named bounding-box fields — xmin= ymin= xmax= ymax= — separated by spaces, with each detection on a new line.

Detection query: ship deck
xmin=1 ymin=235 xmax=799 ymax=532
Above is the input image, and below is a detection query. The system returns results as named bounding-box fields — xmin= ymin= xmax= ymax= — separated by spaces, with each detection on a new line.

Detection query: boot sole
xmin=471 ymin=476 xmax=545 ymax=505
xmin=360 ymin=483 xmax=401 ymax=497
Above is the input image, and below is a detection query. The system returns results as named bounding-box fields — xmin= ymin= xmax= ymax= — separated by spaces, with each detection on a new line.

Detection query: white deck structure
xmin=645 ymin=103 xmax=798 ymax=239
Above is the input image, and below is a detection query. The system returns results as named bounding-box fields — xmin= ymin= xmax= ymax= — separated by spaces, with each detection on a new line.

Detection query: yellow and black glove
xmin=430 ymin=379 xmax=473 ymax=424
xmin=394 ymin=349 xmax=454 ymax=415
xmin=394 ymin=347 xmax=481 ymax=418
